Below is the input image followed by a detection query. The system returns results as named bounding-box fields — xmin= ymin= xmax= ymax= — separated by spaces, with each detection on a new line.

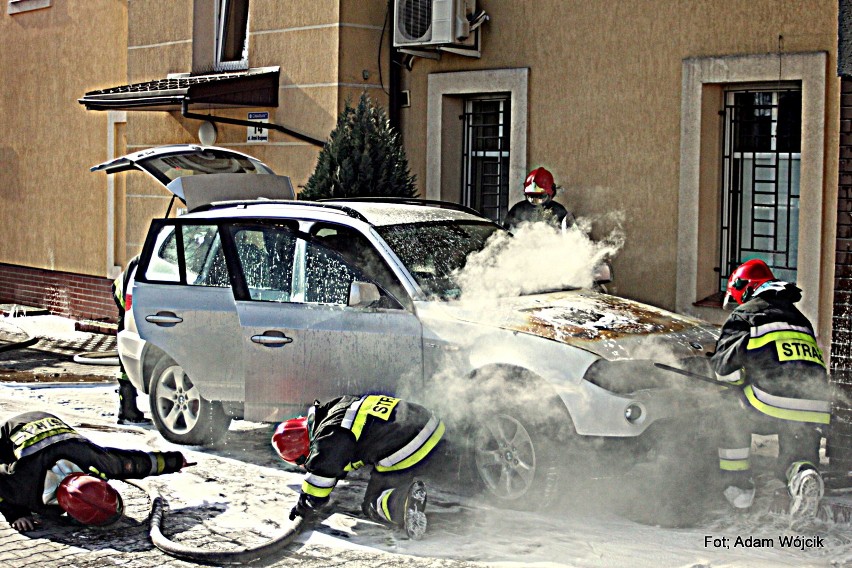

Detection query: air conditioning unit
xmin=394 ymin=0 xmax=476 ymax=48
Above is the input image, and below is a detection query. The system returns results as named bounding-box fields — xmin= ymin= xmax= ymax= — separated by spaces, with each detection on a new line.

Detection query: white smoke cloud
xmin=454 ymin=214 xmax=625 ymax=300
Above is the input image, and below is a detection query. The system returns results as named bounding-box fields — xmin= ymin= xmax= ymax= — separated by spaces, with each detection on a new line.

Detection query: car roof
xmin=179 ymin=199 xmax=495 ymax=227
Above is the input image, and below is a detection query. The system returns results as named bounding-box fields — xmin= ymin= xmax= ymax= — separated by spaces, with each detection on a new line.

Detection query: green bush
xmin=300 ymin=92 xmax=417 ymax=200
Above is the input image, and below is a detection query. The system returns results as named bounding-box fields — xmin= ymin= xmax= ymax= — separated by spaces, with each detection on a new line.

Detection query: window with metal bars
xmin=718 ymin=86 xmax=802 ymax=291
xmin=461 ymin=96 xmax=511 ymax=225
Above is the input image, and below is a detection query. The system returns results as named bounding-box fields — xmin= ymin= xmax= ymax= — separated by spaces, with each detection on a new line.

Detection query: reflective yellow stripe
xmin=344 ymin=460 xmax=365 ymax=472
xmin=350 ymin=395 xmax=400 ymax=440
xmin=744 ymin=385 xmax=831 ymax=425
xmin=380 ymin=489 xmax=394 ymax=522
xmin=10 ymin=417 xmax=80 ymax=459
xmin=719 ymin=458 xmax=750 ymax=471
xmin=302 ymin=480 xmax=334 ymax=498
xmin=747 ymin=330 xmax=814 ymax=349
xmin=156 ymin=453 xmax=165 ymax=474
xmin=88 ymin=466 xmax=108 ymax=480
xmin=376 ymin=421 xmax=445 ymax=472
xmin=715 ymin=368 xmax=745 ymax=386
xmin=747 ymin=331 xmax=826 ymax=367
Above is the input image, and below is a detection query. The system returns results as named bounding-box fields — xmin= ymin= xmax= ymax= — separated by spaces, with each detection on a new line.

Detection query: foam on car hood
xmin=443 ymin=290 xmax=719 ymax=360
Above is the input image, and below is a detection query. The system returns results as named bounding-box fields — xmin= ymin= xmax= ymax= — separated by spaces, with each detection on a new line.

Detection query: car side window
xmin=299 ymin=239 xmax=358 ymax=305
xmin=309 ymin=224 xmax=408 ymax=307
xmin=184 ymin=226 xmax=229 ymax=287
xmin=229 ymin=224 xmax=297 ymax=302
xmin=143 ymin=224 xmax=227 ymax=286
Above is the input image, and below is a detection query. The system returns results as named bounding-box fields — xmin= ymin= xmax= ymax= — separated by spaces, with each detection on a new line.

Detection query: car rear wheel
xmin=148 ymin=355 xmax=229 ymax=446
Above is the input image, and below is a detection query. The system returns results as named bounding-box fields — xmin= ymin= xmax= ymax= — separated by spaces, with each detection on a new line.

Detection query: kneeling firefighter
xmin=272 ymin=394 xmax=444 ymax=540
xmin=0 ymin=411 xmax=189 ymax=531
xmin=711 ymin=259 xmax=832 ymax=518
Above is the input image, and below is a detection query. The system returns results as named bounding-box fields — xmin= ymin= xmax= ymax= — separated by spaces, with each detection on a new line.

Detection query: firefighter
xmin=112 ymin=256 xmax=150 ymax=424
xmin=271 ymin=394 xmax=444 ymax=540
xmin=0 ymin=411 xmax=188 ymax=531
xmin=504 ymin=167 xmax=575 ymax=231
xmin=711 ymin=259 xmax=831 ymax=518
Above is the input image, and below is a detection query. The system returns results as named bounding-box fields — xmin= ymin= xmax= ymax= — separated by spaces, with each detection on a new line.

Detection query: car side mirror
xmin=348 ymin=281 xmax=381 ymax=308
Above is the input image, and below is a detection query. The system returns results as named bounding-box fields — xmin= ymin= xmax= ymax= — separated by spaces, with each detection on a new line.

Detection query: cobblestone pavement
xmin=0 ymin=316 xmax=117 ymax=383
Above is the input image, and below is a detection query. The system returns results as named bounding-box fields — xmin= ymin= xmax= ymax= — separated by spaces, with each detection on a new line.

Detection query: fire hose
xmin=125 ymin=480 xmax=306 ymax=565
xmin=653 ymin=362 xmax=747 ymax=404
xmin=0 ymin=336 xmax=38 ymax=353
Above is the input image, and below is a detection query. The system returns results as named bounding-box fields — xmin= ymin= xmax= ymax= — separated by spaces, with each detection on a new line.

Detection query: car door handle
xmin=145 ymin=312 xmax=184 ymax=325
xmin=251 ymin=333 xmax=294 ymax=346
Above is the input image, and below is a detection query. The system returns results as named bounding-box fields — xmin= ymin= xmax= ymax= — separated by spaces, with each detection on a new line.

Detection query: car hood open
xmin=444 ymin=290 xmax=719 ymax=361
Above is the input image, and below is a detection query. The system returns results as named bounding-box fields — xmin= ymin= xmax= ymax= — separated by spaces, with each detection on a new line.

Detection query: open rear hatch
xmin=91 ymin=144 xmax=294 ymax=211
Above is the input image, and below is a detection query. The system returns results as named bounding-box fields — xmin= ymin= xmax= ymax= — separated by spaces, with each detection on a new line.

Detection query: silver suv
xmin=106 ymin=146 xmax=725 ymax=508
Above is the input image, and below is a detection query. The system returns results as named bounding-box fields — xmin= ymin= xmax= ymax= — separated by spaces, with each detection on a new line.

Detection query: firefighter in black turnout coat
xmin=272 ymin=395 xmax=444 ymax=539
xmin=711 ymin=259 xmax=831 ymax=518
xmin=0 ymin=412 xmax=186 ymax=531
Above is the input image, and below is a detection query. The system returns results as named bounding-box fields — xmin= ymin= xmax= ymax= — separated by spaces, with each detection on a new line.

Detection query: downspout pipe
xmin=181 ymin=100 xmax=326 ymax=147
xmin=388 ymin=0 xmax=402 ymax=131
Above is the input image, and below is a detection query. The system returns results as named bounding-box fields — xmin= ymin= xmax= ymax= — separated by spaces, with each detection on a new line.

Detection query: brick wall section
xmin=830 ymin=77 xmax=852 ymax=477
xmin=0 ymin=263 xmax=117 ymax=322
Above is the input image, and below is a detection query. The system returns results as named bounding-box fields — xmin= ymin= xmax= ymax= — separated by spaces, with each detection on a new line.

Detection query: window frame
xmin=426 ymin=69 xmax=529 ymax=213
xmin=215 ymin=0 xmax=250 ymax=72
xmin=139 ymin=218 xmax=405 ymax=310
xmin=676 ymin=52 xmax=826 ymax=328
xmin=461 ymin=95 xmax=512 ymax=225
xmin=138 ymin=220 xmax=241 ymax=287
xmin=7 ymin=0 xmax=51 ymax=15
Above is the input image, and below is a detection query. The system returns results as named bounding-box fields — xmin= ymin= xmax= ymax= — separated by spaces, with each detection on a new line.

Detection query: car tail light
xmin=125 ymin=292 xmax=132 ymax=312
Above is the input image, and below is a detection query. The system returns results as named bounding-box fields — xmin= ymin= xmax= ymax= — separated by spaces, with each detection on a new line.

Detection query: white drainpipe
xmin=105 ymin=110 xmax=126 ymax=280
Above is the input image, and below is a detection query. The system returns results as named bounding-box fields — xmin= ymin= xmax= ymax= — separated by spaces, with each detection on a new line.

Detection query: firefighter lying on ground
xmin=0 ymin=411 xmax=188 ymax=531
xmin=271 ymin=394 xmax=444 ymax=540
xmin=711 ymin=259 xmax=832 ymax=519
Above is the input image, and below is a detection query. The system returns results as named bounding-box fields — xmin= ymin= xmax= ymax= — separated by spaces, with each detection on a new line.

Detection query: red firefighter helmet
xmin=57 ymin=473 xmax=124 ymax=526
xmin=523 ymin=167 xmax=556 ymax=197
xmin=726 ymin=259 xmax=776 ymax=305
xmin=271 ymin=416 xmax=311 ymax=466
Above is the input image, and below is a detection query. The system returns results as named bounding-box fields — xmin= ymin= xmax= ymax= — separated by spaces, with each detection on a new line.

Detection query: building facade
xmin=0 ymin=1 xmax=844 ymax=375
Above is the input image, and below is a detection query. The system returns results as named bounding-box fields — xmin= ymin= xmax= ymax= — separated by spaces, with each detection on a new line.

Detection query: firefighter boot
xmin=117 ymin=380 xmax=151 ymax=424
xmin=402 ymin=480 xmax=428 ymax=540
xmin=787 ymin=462 xmax=823 ymax=520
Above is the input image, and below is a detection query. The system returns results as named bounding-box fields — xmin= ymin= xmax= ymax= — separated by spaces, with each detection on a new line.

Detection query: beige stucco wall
xmin=120 ymin=0 xmax=389 ymax=259
xmin=0 ymin=0 xmax=127 ymax=277
xmin=4 ymin=0 xmax=837 ymax=345
xmin=398 ymin=0 xmax=839 ymax=342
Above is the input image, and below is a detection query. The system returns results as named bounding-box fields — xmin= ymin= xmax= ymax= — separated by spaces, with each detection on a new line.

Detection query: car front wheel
xmin=148 ymin=355 xmax=229 ymax=446
xmin=473 ymin=412 xmax=549 ymax=502
xmin=464 ymin=369 xmax=574 ymax=510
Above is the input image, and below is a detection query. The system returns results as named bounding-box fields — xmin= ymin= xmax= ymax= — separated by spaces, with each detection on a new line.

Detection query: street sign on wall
xmin=247 ymin=112 xmax=269 ymax=143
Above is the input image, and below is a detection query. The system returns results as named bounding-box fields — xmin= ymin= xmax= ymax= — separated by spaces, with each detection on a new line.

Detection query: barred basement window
xmin=718 ymin=85 xmax=802 ymax=290
xmin=461 ymin=96 xmax=511 ymax=225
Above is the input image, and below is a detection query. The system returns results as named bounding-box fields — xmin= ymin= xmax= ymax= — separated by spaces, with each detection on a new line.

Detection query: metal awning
xmin=78 ymin=67 xmax=279 ymax=111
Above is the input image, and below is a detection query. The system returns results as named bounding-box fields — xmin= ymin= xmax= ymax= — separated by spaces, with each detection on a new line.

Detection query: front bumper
xmin=117 ymin=329 xmax=147 ymax=393
xmin=554 ymin=379 xmax=724 ymax=437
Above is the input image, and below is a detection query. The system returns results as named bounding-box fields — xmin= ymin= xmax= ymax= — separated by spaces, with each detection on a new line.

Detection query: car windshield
xmin=376 ymin=221 xmax=502 ymax=299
